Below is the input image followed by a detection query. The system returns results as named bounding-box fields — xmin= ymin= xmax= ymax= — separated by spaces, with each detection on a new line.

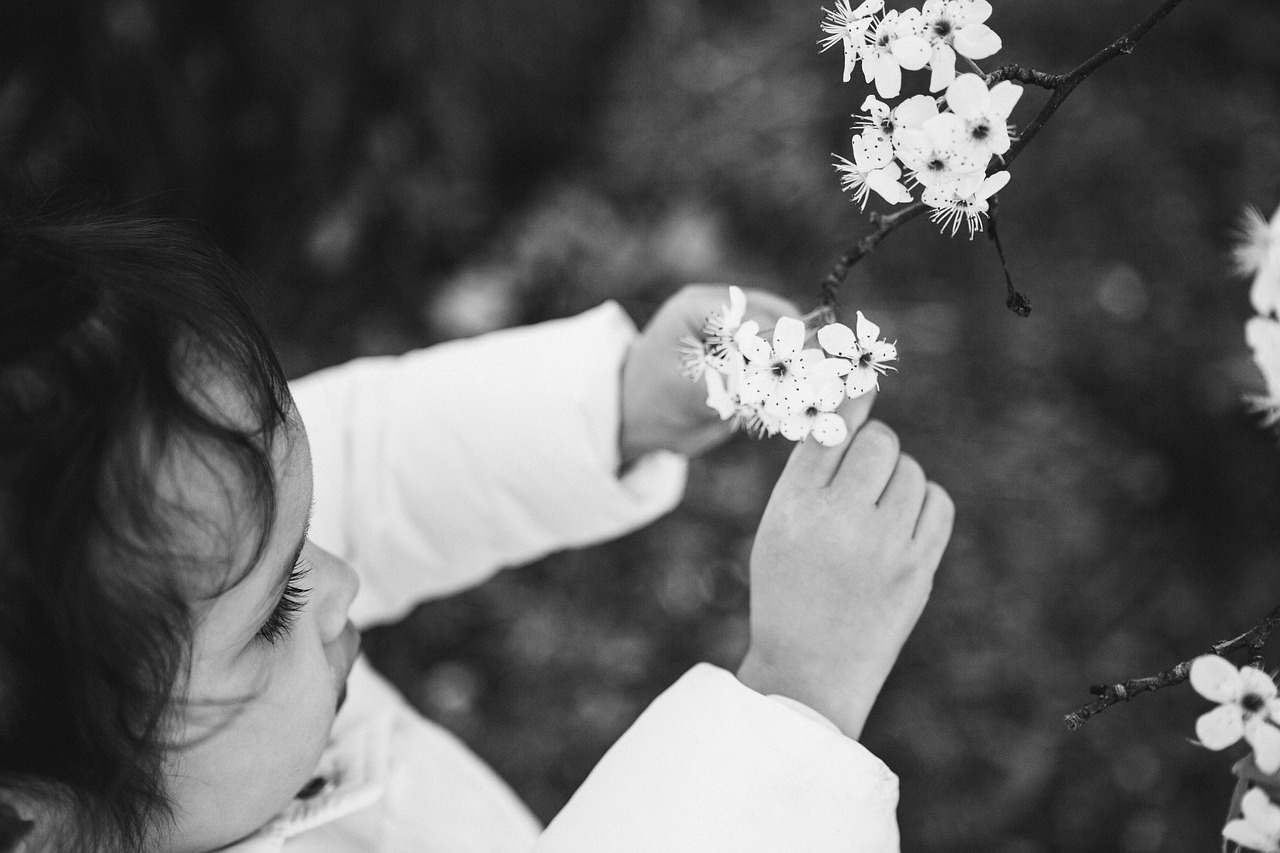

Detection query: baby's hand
xmin=619 ymin=284 xmax=798 ymax=465
xmin=736 ymin=392 xmax=954 ymax=739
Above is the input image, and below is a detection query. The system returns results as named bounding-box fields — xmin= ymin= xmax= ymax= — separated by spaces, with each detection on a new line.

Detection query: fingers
xmin=913 ymin=482 xmax=955 ymax=549
xmin=830 ymin=417 xmax=899 ymax=498
xmin=877 ymin=452 xmax=926 ymax=522
xmin=779 ymin=390 xmax=878 ymax=488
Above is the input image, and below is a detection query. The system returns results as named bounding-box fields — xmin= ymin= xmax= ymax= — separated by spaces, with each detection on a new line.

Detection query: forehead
xmin=147 ymin=368 xmax=305 ymax=600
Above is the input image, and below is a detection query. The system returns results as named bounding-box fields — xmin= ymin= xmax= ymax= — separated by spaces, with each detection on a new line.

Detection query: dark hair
xmin=0 ymin=211 xmax=292 ymax=852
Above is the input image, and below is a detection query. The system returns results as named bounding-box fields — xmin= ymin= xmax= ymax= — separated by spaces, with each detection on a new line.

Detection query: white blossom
xmin=738 ymin=317 xmax=849 ymax=416
xmin=894 ymin=124 xmax=984 ymax=189
xmin=1235 ymin=204 xmax=1280 ymax=317
xmin=922 ymin=170 xmax=1010 ymax=238
xmin=937 ymin=73 xmax=1023 ymax=157
xmin=679 ymin=285 xmax=749 ymax=379
xmin=860 ymin=10 xmax=932 ymax=99
xmin=817 ymin=311 xmax=898 ymax=397
xmin=1189 ymin=654 xmax=1280 ymax=774
xmin=856 ymin=94 xmax=940 ymax=149
xmin=1223 ymin=788 xmax=1280 ymax=853
xmin=834 ymin=132 xmax=913 ymax=209
xmin=780 ymin=377 xmax=850 ymax=446
xmin=819 ymin=0 xmax=884 ymax=83
xmin=914 ymin=0 xmax=1003 ymax=92
xmin=1246 ymin=316 xmax=1280 ymax=427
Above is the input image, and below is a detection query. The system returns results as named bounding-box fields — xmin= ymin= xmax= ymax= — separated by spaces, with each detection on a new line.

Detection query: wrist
xmin=736 ymin=647 xmax=885 ymax=741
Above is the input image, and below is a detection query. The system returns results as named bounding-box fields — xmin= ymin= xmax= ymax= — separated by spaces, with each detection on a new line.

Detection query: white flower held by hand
xmin=779 ymin=377 xmax=850 ymax=446
xmin=738 ymin=317 xmax=849 ymax=416
xmin=817 ymin=311 xmax=898 ymax=397
xmin=1224 ymin=788 xmax=1280 ymax=853
xmin=1189 ymin=654 xmax=1280 ymax=773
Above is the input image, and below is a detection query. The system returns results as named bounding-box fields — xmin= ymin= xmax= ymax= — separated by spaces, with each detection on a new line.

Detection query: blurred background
xmin=4 ymin=0 xmax=1280 ymax=849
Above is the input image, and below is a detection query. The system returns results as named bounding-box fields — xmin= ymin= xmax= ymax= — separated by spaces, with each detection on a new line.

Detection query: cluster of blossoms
xmin=819 ymin=0 xmax=1020 ymax=239
xmin=679 ymin=286 xmax=896 ymax=445
xmin=1189 ymin=655 xmax=1280 ymax=851
xmin=1237 ymin=203 xmax=1280 ymax=429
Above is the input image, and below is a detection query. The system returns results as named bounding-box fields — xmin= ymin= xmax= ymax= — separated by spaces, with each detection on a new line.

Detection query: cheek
xmin=164 ymin=623 xmax=338 ymax=851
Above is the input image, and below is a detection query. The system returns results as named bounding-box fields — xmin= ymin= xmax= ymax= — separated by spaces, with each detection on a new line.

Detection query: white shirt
xmin=222 ymin=302 xmax=900 ymax=852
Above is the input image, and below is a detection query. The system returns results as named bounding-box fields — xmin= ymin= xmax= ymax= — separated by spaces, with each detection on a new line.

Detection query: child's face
xmin=153 ymin=376 xmax=361 ymax=852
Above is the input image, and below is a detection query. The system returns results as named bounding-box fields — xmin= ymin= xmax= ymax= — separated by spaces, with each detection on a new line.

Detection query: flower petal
xmin=1190 ymin=654 xmax=1244 ymax=703
xmin=874 ymin=56 xmax=903 ymax=99
xmin=704 ymin=370 xmax=737 ymax=419
xmin=853 ymin=132 xmax=895 ymax=171
xmin=1196 ymin=703 xmax=1246 ymax=750
xmin=1241 ymin=667 xmax=1280 ymax=702
xmin=954 ymin=0 xmax=992 ymax=27
xmin=813 ymin=377 xmax=847 ymax=411
xmin=811 ymin=413 xmax=849 ymax=447
xmin=945 ymin=73 xmax=990 ymax=120
xmin=737 ymin=332 xmax=772 ymax=365
xmin=866 ymin=167 xmax=910 ymax=204
xmin=855 ymin=310 xmax=883 ymax=347
xmin=1222 ymin=814 xmax=1278 ymax=853
xmin=1240 ymin=786 xmax=1280 ymax=838
xmin=893 ymin=95 xmax=940 ymax=130
xmin=928 ymin=43 xmax=956 ymax=93
xmin=772 ymin=316 xmax=807 ymax=359
xmin=987 ymin=80 xmax=1024 ymax=119
xmin=818 ymin=322 xmax=859 ymax=359
xmin=954 ymin=23 xmax=1001 ymax=60
xmin=726 ymin=286 xmax=747 ymax=328
xmin=1249 ymin=723 xmax=1280 ymax=775
xmin=868 ymin=339 xmax=898 ymax=366
xmin=892 ymin=35 xmax=932 ymax=71
xmin=739 ymin=371 xmax=773 ymax=405
xmin=779 ymin=413 xmax=812 ymax=442
xmin=844 ymin=365 xmax=879 ymax=398
xmin=981 ymin=170 xmax=1011 ymax=199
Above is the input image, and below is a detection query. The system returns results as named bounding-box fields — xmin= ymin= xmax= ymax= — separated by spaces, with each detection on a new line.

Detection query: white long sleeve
xmin=289 ymin=302 xmax=688 ymax=627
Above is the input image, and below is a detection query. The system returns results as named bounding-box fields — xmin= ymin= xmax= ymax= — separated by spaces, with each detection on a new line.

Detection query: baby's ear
xmin=0 ymin=801 xmax=34 ymax=853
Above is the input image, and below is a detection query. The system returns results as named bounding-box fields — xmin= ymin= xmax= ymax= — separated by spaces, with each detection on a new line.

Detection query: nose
xmin=303 ymin=541 xmax=360 ymax=642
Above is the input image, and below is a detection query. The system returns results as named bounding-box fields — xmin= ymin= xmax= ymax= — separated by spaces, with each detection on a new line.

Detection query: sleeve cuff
xmin=535 ymin=663 xmax=900 ymax=852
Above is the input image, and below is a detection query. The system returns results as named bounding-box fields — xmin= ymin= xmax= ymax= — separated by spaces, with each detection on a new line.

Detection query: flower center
xmin=805 ymin=406 xmax=819 ymax=418
xmin=928 ymin=158 xmax=946 ymax=172
xmin=971 ymin=122 xmax=990 ymax=140
xmin=1244 ymin=692 xmax=1268 ymax=715
xmin=933 ymin=19 xmax=952 ymax=38
xmin=771 ymin=361 xmax=788 ymax=377
xmin=858 ymin=351 xmax=875 ymax=367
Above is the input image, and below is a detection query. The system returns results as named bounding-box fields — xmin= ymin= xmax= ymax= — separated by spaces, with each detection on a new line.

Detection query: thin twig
xmin=818 ymin=0 xmax=1194 ymax=309
xmin=1063 ymin=603 xmax=1280 ymax=731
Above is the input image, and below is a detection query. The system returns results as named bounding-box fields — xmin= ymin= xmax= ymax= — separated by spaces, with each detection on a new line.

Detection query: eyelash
xmin=256 ymin=557 xmax=313 ymax=646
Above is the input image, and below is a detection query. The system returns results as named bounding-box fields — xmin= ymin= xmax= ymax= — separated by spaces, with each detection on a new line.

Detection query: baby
xmin=0 ymin=213 xmax=952 ymax=852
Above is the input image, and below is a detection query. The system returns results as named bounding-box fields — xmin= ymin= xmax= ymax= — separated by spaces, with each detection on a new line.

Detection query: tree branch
xmin=1063 ymin=602 xmax=1280 ymax=731
xmin=819 ymin=0 xmax=1194 ymax=309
